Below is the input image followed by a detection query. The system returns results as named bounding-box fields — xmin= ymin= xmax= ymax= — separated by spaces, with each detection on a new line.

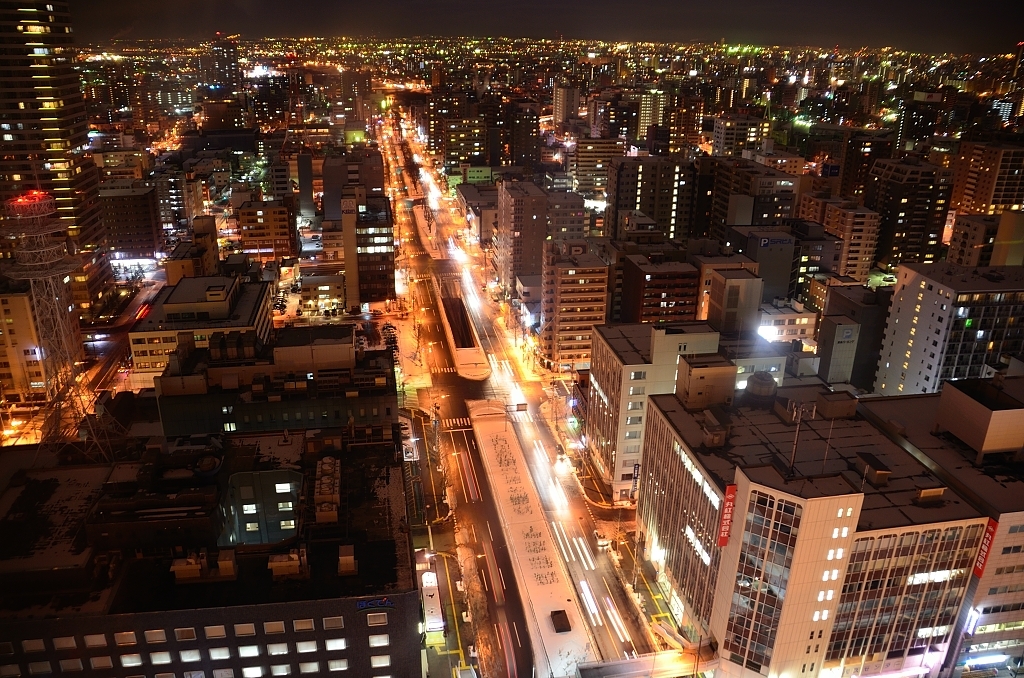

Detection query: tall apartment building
xmin=208 ymin=33 xmax=241 ymax=93
xmin=821 ymin=201 xmax=880 ymax=282
xmin=425 ymin=87 xmax=467 ymax=154
xmin=606 ymin=156 xmax=695 ymax=240
xmin=237 ymin=200 xmax=298 ymax=262
xmin=625 ymin=89 xmax=668 ymax=136
xmin=0 ymin=0 xmax=113 ymax=318
xmin=341 ymin=195 xmax=396 ymax=305
xmin=711 ymin=114 xmax=770 ymax=157
xmin=568 ymin=138 xmax=626 ymax=198
xmin=545 ymin=191 xmax=587 ymax=239
xmin=509 ymin=102 xmax=540 ymax=171
xmin=864 ymin=157 xmax=952 ymax=268
xmin=950 ymin=142 xmax=1024 ymax=215
xmin=495 ymin=181 xmax=549 ymax=295
xmin=99 ymin=186 xmax=162 ymax=258
xmin=441 ymin=117 xmax=485 ymax=172
xmin=267 ymin=162 xmax=292 ymax=201
xmin=321 ymin=149 xmax=385 ymax=220
xmin=149 ymin=169 xmax=202 ymax=231
xmin=947 ymin=214 xmax=1001 ymax=267
xmin=553 ymin=84 xmax=581 ymax=125
xmin=538 ymin=243 xmax=609 ymax=371
xmin=589 ymin=237 xmax=688 ymax=323
xmin=838 ymin=130 xmax=893 ymax=201
xmin=874 ymin=263 xmax=1024 ymax=395
xmin=586 ymin=322 xmax=720 ymax=502
xmin=666 ymin=97 xmax=704 ymax=152
xmin=637 ymin=385 xmax=990 ymax=678
xmin=710 ymin=159 xmax=798 ymax=244
xmin=620 ymin=255 xmax=699 ymax=323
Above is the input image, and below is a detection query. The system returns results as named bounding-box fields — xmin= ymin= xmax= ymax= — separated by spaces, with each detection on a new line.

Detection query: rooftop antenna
xmin=787 ymin=401 xmax=816 ymax=478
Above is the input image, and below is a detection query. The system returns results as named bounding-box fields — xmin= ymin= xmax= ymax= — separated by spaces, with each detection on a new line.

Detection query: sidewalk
xmin=390 ymin=299 xmax=433 ymax=412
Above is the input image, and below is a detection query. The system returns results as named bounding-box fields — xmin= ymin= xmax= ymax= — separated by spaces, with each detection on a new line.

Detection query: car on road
xmin=594 ymin=530 xmax=611 ymax=549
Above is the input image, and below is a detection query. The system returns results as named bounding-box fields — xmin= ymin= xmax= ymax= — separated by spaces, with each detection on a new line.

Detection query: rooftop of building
xmin=858 ymin=379 xmax=1024 ymax=517
xmin=650 ymin=385 xmax=982 ymax=530
xmin=274 ymin=324 xmax=354 ymax=348
xmin=130 ymin=278 xmax=269 ymax=334
xmin=688 ymin=253 xmax=757 ymax=267
xmin=553 ymin=252 xmax=608 ymax=270
xmin=166 ymin=240 xmax=207 ymax=261
xmin=624 ymin=255 xmax=698 ymax=274
xmin=714 ymin=268 xmax=762 ymax=281
xmin=455 ymin=182 xmax=499 ymax=204
xmin=0 ymin=428 xmax=413 ymax=618
xmin=97 ymin=186 xmax=154 ymax=197
xmin=500 ymin=180 xmax=547 ymax=198
xmin=899 ymin=263 xmax=1024 ymax=292
xmin=760 ymin=301 xmax=815 ymax=317
xmin=595 ymin=322 xmax=717 ymax=365
xmin=238 ymin=199 xmax=286 ymax=210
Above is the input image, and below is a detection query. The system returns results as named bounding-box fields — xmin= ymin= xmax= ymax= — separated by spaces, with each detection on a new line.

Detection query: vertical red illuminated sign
xmin=718 ymin=484 xmax=738 ymax=547
xmin=973 ymin=518 xmax=999 ymax=578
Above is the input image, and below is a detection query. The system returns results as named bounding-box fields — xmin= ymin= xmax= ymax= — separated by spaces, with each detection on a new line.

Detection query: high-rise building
xmin=864 ymin=157 xmax=952 ymax=268
xmin=442 ymin=117 xmax=485 ymax=173
xmin=637 ymin=385 xmax=991 ymax=678
xmin=208 ymin=33 xmax=241 ymax=93
xmin=626 ymin=89 xmax=668 ymax=137
xmin=0 ymin=0 xmax=113 ymax=318
xmin=339 ymin=194 xmax=395 ymax=305
xmin=321 ymin=149 xmax=385 ymax=221
xmin=237 ymin=200 xmax=298 ymax=262
xmin=508 ymin=102 xmax=540 ymax=171
xmin=874 ymin=263 xmax=1024 ymax=395
xmin=552 ymin=84 xmax=580 ymax=125
xmin=620 ymin=255 xmax=699 ymax=323
xmin=709 ymin=159 xmax=798 ymax=244
xmin=568 ymin=138 xmax=626 ymax=198
xmin=99 ymin=186 xmax=162 ymax=259
xmin=711 ymin=114 xmax=770 ymax=157
xmin=545 ymin=191 xmax=586 ymax=240
xmin=426 ymin=88 xmax=467 ymax=154
xmin=538 ymin=242 xmax=609 ymax=371
xmin=666 ymin=97 xmax=704 ymax=153
xmin=838 ymin=130 xmax=893 ymax=201
xmin=606 ymin=156 xmax=696 ymax=241
xmin=495 ymin=181 xmax=549 ymax=294
xmin=821 ymin=201 xmax=880 ymax=282
xmin=586 ymin=322 xmax=720 ymax=501
xmin=950 ymin=142 xmax=1024 ymax=215
xmin=947 ymin=214 xmax=1001 ymax=267
xmin=892 ymin=96 xmax=940 ymax=156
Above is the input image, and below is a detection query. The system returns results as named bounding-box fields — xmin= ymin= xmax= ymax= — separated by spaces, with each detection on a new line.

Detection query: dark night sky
xmin=71 ymin=0 xmax=1022 ymax=54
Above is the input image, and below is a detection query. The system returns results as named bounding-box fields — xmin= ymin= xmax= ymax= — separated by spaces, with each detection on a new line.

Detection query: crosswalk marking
xmin=442 ymin=417 xmax=472 ymax=429
xmin=430 ymin=366 xmax=457 ymax=374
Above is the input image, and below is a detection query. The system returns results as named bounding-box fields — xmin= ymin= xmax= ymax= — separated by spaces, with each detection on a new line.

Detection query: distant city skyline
xmin=72 ymin=0 xmax=1023 ymax=54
